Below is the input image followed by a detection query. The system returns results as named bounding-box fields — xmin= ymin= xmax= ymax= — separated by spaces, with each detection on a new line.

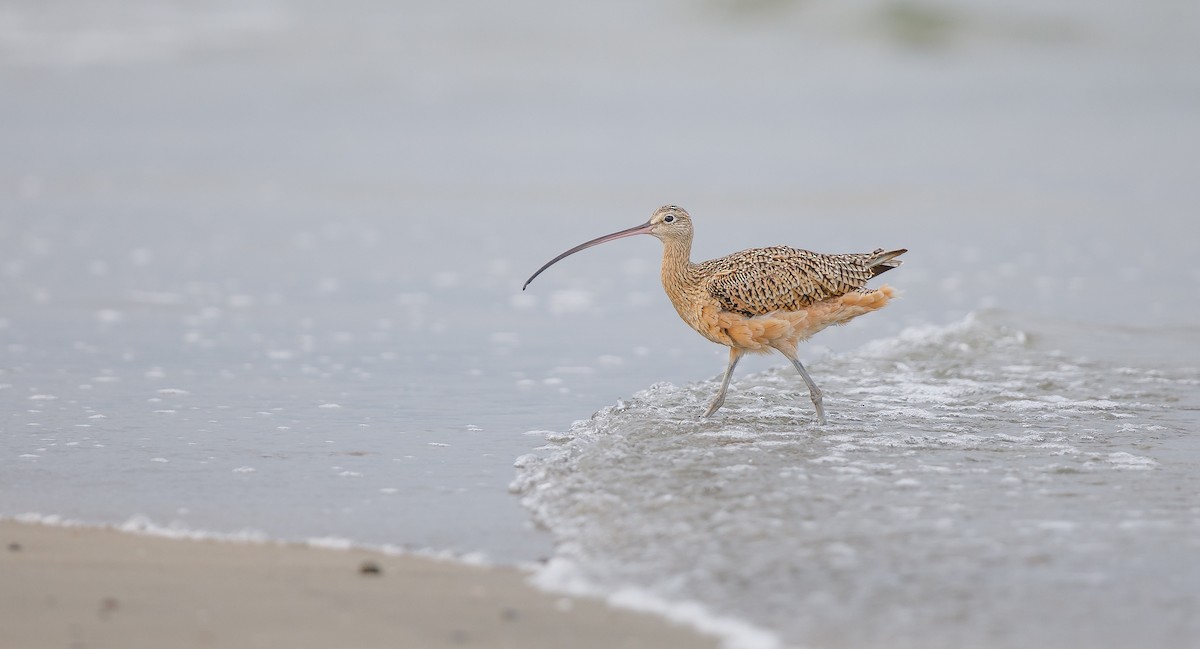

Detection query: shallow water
xmin=513 ymin=312 xmax=1200 ymax=648
xmin=2 ymin=0 xmax=1199 ymax=647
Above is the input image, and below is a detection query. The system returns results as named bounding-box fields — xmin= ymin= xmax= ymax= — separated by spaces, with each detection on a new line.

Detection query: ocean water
xmin=3 ymin=1 xmax=1199 ymax=647
xmin=513 ymin=312 xmax=1200 ymax=648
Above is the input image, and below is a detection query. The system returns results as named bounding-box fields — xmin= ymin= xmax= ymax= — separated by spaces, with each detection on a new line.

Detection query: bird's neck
xmin=659 ymin=235 xmax=697 ymax=305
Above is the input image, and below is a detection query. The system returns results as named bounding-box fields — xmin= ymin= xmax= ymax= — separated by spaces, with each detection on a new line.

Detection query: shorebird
xmin=523 ymin=206 xmax=905 ymax=424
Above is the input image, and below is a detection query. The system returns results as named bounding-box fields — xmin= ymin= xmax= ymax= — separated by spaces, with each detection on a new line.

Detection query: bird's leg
xmin=785 ymin=355 xmax=826 ymax=425
xmin=704 ymin=348 xmax=743 ymax=418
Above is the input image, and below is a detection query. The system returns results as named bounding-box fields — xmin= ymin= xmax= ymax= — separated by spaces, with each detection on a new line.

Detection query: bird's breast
xmin=662 ymin=286 xmax=737 ymax=347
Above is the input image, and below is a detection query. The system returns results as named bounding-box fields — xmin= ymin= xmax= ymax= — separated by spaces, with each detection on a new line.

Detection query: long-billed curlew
xmin=523 ymin=206 xmax=906 ymax=424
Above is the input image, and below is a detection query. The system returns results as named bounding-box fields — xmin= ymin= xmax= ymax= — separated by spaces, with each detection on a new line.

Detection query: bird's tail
xmin=867 ymin=248 xmax=906 ymax=276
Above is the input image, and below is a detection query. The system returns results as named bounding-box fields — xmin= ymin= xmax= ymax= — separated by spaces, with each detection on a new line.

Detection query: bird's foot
xmin=810 ymin=392 xmax=826 ymax=425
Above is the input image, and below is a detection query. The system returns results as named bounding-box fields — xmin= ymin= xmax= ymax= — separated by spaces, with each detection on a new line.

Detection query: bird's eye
xmin=663 ymin=214 xmax=675 ymax=223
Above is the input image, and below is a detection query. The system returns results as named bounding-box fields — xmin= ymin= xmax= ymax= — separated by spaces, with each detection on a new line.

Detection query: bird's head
xmin=647 ymin=205 xmax=693 ymax=242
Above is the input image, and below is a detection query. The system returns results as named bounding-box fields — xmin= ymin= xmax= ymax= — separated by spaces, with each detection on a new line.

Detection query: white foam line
xmin=531 ymin=558 xmax=786 ymax=649
xmin=7 ymin=512 xmax=272 ymax=545
xmin=2 ymin=512 xmax=495 ymax=567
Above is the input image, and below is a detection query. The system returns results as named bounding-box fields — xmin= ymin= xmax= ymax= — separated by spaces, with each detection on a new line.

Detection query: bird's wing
xmin=700 ymin=247 xmax=902 ymax=316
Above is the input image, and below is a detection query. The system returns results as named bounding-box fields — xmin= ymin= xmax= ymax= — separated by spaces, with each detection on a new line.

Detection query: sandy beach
xmin=0 ymin=521 xmax=717 ymax=649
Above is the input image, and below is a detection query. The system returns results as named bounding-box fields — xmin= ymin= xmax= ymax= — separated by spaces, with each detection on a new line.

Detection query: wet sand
xmin=0 ymin=521 xmax=717 ymax=649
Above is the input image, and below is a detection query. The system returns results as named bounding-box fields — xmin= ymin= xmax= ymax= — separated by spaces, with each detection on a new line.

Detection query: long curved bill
xmin=522 ymin=221 xmax=654 ymax=290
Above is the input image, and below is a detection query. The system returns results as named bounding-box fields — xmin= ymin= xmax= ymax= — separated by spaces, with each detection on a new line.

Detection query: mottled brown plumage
xmin=523 ymin=205 xmax=906 ymax=424
xmin=701 ymin=247 xmax=904 ymax=316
